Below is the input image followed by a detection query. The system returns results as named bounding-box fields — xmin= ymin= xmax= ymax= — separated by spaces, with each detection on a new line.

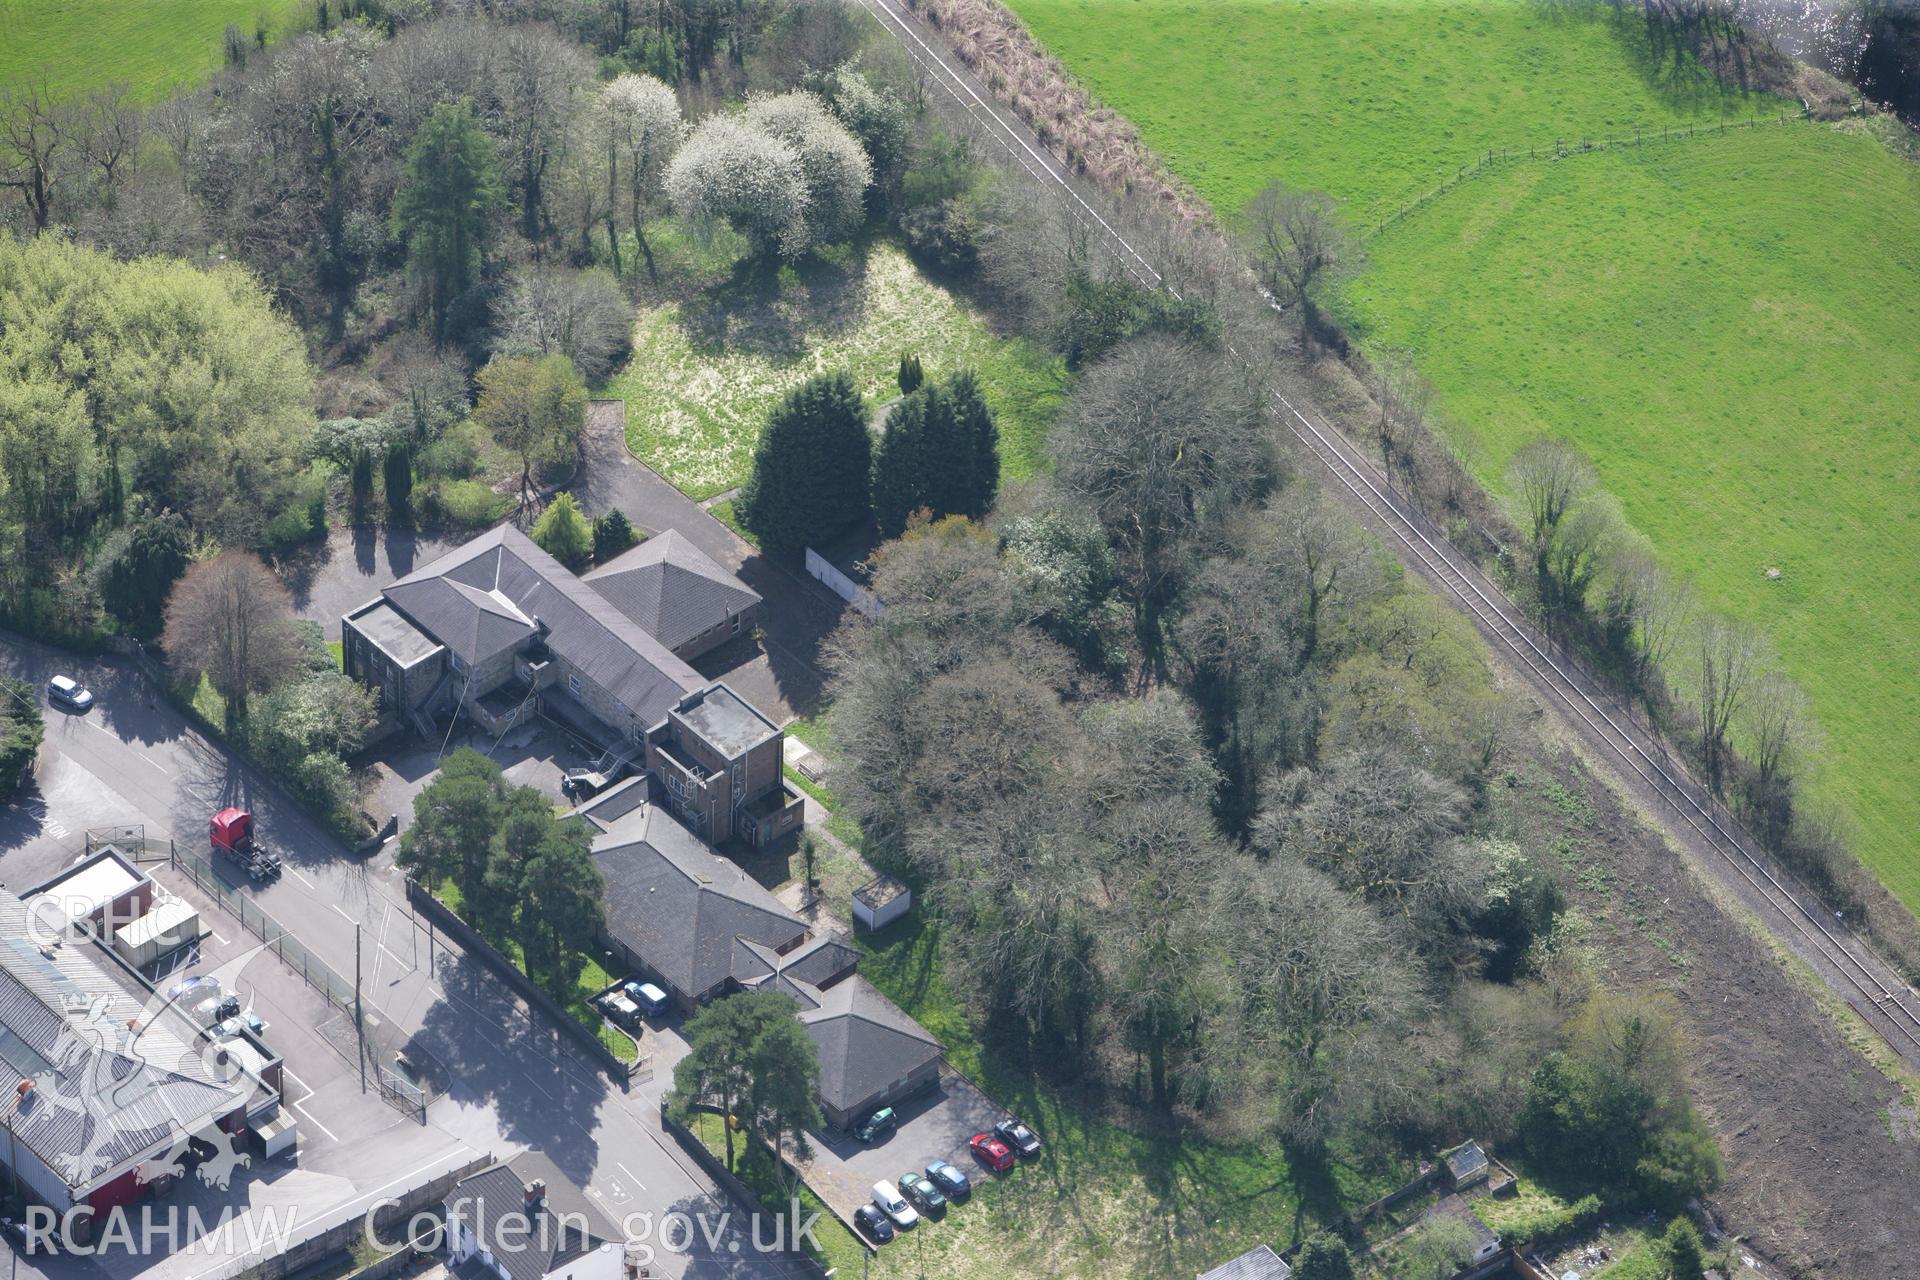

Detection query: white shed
xmin=113 ymin=897 xmax=201 ymax=968
xmin=852 ymin=875 xmax=912 ymax=932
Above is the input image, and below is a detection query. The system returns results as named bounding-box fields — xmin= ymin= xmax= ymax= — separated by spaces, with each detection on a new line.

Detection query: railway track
xmin=858 ymin=0 xmax=1920 ymax=1067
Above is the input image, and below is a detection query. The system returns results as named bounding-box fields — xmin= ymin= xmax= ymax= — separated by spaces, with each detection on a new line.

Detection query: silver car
xmin=47 ymin=675 xmax=93 ymax=711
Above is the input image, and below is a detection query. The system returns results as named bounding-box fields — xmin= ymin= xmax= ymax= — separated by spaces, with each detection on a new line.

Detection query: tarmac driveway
xmin=277 ymin=525 xmax=456 ymax=641
xmin=797 ymin=1066 xmax=1010 ymax=1225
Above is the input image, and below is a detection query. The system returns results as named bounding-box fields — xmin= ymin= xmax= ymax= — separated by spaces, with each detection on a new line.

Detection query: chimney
xmin=523 ymin=1180 xmax=546 ymax=1212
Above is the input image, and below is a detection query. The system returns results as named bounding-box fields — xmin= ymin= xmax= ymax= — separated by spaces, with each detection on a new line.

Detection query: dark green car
xmin=899 ymin=1171 xmax=948 ymax=1216
xmin=853 ymin=1107 xmax=897 ymax=1143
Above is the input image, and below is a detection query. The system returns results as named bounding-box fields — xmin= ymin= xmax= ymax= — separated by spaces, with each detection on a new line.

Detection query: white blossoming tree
xmin=667 ymin=93 xmax=873 ymax=262
xmin=744 ymin=91 xmax=873 ymax=248
xmin=667 ymin=113 xmax=811 ymax=260
xmin=596 ymin=73 xmax=683 ymax=282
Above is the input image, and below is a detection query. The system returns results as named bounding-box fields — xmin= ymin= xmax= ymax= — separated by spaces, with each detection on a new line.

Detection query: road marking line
xmin=289 ymin=865 xmax=320 ymax=890
xmin=616 ymin=1161 xmax=645 ymax=1192
xmin=330 ymin=903 xmax=356 ymax=924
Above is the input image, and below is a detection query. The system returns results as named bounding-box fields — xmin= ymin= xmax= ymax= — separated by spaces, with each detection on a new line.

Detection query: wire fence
xmin=172 ymin=846 xmax=436 ymax=1122
xmin=1369 ymin=106 xmax=1819 ymax=239
xmin=172 ymin=846 xmax=358 ymax=1012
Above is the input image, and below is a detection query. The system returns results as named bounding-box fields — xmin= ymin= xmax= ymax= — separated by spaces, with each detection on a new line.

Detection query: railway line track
xmin=858 ymin=0 xmax=1920 ymax=1068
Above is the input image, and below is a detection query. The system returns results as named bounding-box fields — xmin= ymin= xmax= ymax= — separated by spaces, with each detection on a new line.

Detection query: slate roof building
xmin=0 ymin=898 xmax=252 ymax=1215
xmin=584 ymin=530 xmax=762 ymax=661
xmin=343 ymin=526 xmax=801 ymax=847
xmin=445 ymin=1157 xmax=624 ymax=1280
xmin=574 ymin=779 xmax=941 ymax=1128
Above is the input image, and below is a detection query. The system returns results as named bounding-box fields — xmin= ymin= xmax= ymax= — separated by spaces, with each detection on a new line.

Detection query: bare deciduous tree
xmin=1054 ymin=333 xmax=1276 ymax=654
xmin=491 ymin=264 xmax=633 ymax=386
xmin=1689 ymin=612 xmax=1763 ymax=793
xmin=1508 ymin=436 xmax=1598 ymax=610
xmin=1366 ymin=351 xmax=1434 ymax=488
xmin=0 ymin=77 xmax=69 ymax=232
xmin=1740 ymin=670 xmax=1816 ymax=841
xmin=161 ymin=552 xmax=301 ymax=723
xmin=595 ymin=73 xmax=681 ymax=280
xmin=1241 ymin=181 xmax=1359 ymax=348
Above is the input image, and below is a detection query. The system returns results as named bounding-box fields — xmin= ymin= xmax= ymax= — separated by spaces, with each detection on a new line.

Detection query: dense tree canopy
xmin=736 ymin=371 xmax=870 ymax=555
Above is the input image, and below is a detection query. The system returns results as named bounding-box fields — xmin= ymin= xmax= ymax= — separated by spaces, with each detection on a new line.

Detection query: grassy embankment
xmin=0 ymin=0 xmax=307 ymax=101
xmin=1005 ymin=0 xmax=1920 ymax=909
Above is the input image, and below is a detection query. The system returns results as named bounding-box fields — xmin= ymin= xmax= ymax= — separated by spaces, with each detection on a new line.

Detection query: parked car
xmin=597 ymin=990 xmax=643 ymax=1029
xmin=870 ymin=1181 xmax=919 ymax=1230
xmin=968 ymin=1133 xmax=1015 ymax=1173
xmin=624 ymin=981 xmax=671 ymax=1018
xmin=994 ymin=1117 xmax=1043 ymax=1158
xmin=925 ymin=1158 xmax=972 ymax=1201
xmin=46 ymin=675 xmax=93 ymax=712
xmin=899 ymin=1171 xmax=947 ymax=1216
xmin=851 ymin=1204 xmax=895 ymax=1244
xmin=853 ymin=1106 xmax=897 ymax=1143
xmin=168 ymin=976 xmax=217 ymax=1003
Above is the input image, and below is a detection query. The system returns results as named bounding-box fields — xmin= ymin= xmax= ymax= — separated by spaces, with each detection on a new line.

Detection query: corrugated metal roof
xmin=0 ymin=902 xmax=244 ymax=1192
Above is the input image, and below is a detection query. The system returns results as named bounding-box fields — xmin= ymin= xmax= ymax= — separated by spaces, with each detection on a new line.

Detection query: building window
xmin=568 ymin=672 xmax=582 ymax=695
xmin=731 ymin=612 xmax=742 ymax=635
xmin=448 ymin=651 xmax=465 ymax=674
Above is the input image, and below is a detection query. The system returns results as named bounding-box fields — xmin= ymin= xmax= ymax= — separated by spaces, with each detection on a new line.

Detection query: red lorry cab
xmin=210 ymin=808 xmax=253 ymax=852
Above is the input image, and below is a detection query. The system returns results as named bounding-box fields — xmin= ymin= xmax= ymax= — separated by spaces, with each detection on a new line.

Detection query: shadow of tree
xmin=676 ymin=242 xmax=875 ymax=364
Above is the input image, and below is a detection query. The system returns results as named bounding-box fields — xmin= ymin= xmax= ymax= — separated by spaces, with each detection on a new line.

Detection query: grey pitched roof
xmin=584 ymin=530 xmax=761 ymax=652
xmin=588 ymin=802 xmax=807 ymax=1001
xmin=795 ymin=975 xmax=942 ymax=1115
xmin=1197 ymin=1245 xmax=1292 ymax=1280
xmin=0 ymin=906 xmax=245 ymax=1192
xmin=445 ymin=1158 xmax=616 ymax=1280
xmin=384 ymin=526 xmax=703 ymax=725
xmin=731 ymin=933 xmax=859 ymax=997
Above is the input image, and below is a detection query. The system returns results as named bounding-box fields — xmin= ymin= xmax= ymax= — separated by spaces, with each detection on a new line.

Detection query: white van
xmin=871 ymin=1180 xmax=919 ymax=1230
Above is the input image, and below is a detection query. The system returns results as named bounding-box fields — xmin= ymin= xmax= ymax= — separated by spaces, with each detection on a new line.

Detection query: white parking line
xmin=282 ymin=1070 xmax=339 ymax=1142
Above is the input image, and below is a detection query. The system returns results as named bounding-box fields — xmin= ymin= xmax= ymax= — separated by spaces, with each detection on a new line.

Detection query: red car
xmin=968 ymin=1133 xmax=1015 ymax=1173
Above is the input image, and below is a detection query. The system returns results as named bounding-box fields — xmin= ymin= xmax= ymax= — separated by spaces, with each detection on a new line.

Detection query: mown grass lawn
xmin=1345 ymin=123 xmax=1920 ymax=908
xmin=1 ymin=0 xmax=307 ymax=102
xmin=1000 ymin=0 xmax=1920 ymax=910
xmin=855 ymin=909 xmax=1407 ymax=1279
xmin=602 ymin=238 xmax=1068 ymax=501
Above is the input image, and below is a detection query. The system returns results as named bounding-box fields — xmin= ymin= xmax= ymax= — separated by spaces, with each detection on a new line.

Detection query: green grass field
xmin=0 ymin=0 xmax=307 ymax=102
xmin=1004 ymin=0 xmax=1920 ymax=910
xmin=1346 ymin=124 xmax=1920 ymax=905
xmin=602 ymin=239 xmax=1068 ymax=501
xmin=1007 ymin=0 xmax=1765 ymax=225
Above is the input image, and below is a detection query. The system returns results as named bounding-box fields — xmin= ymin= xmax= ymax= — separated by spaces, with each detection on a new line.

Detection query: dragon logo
xmin=17 ymin=927 xmax=274 ymax=1196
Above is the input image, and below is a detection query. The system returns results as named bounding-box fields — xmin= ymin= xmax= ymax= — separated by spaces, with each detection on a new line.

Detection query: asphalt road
xmin=0 ymin=634 xmax=813 ymax=1280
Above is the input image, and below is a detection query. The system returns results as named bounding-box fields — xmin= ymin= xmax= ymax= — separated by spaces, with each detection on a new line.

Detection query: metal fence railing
xmin=172 ymin=847 xmax=358 ymax=1014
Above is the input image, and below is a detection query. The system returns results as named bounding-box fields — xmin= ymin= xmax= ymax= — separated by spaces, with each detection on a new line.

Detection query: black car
xmin=852 ymin=1204 xmax=895 ymax=1244
xmin=994 ymin=1118 xmax=1042 ymax=1158
xmin=925 ymin=1158 xmax=972 ymax=1200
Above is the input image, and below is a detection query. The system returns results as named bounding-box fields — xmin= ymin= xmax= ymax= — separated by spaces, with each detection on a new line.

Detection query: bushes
xmin=0 ymin=678 xmax=45 ymax=799
xmin=593 ymin=509 xmax=636 ymax=562
xmin=427 ymin=478 xmax=511 ymax=529
xmin=531 ymin=493 xmax=593 ymax=570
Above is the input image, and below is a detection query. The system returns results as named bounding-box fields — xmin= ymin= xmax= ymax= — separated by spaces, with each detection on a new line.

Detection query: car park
xmin=854 ymin=1106 xmax=897 ymax=1143
xmin=994 ymin=1117 xmax=1043 ymax=1158
xmin=969 ymin=1133 xmax=1015 ymax=1173
xmin=899 ymin=1171 xmax=947 ymax=1216
xmin=871 ymin=1180 xmax=919 ymax=1230
xmin=852 ymin=1204 xmax=895 ymax=1244
xmin=925 ymin=1158 xmax=972 ymax=1200
xmin=46 ymin=675 xmax=93 ymax=711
